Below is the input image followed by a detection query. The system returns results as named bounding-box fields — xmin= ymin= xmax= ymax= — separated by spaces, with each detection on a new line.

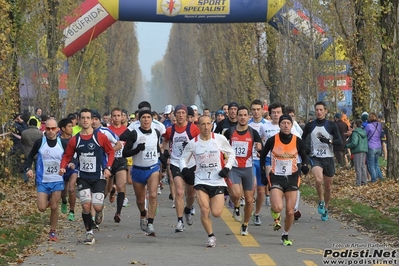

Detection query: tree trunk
xmin=46 ymin=0 xmax=60 ymax=118
xmin=379 ymin=0 xmax=399 ymax=180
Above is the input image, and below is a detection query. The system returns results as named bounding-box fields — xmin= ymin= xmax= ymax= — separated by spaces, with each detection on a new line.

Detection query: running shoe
xmin=271 ymin=210 xmax=281 ymax=231
xmin=172 ymin=200 xmax=175 ymax=208
xmin=61 ymin=203 xmax=68 ymax=214
xmin=175 ymin=221 xmax=185 ymax=233
xmin=253 ymin=214 xmax=262 ymax=226
xmin=233 ymin=207 xmax=241 ymax=222
xmin=140 ymin=216 xmax=148 ymax=231
xmin=91 ymin=217 xmax=99 ymax=229
xmin=146 ymin=223 xmax=156 ymax=236
xmin=265 ymin=196 xmax=271 ymax=206
xmin=206 ymin=236 xmax=216 ymax=247
xmin=84 ymin=233 xmax=95 ymax=245
xmin=240 ymin=197 xmax=245 ymax=206
xmin=185 ymin=212 xmax=193 ymax=226
xmin=228 ymin=200 xmax=234 ymax=209
xmin=114 ymin=213 xmax=121 ymax=223
xmin=318 ymin=201 xmax=325 ymax=214
xmin=157 ymin=186 xmax=162 ymax=195
xmin=123 ymin=198 xmax=128 ymax=207
xmin=240 ymin=225 xmax=249 ymax=236
xmin=281 ymin=235 xmax=293 ymax=246
xmin=68 ymin=212 xmax=75 ymax=221
xmin=109 ymin=185 xmax=116 ymax=203
xmin=294 ymin=210 xmax=302 ymax=221
xmin=95 ymin=209 xmax=104 ymax=225
xmin=321 ymin=210 xmax=329 ymax=221
xmin=190 ymin=207 xmax=196 ymax=216
xmin=49 ymin=231 xmax=58 ymax=242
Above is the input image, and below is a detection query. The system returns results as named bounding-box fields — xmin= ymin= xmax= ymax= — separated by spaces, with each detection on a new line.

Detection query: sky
xmin=136 ymin=22 xmax=172 ymax=80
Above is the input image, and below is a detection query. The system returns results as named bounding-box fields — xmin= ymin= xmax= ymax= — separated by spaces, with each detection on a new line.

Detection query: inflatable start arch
xmin=62 ymin=0 xmax=351 ymax=112
xmin=63 ymin=0 xmax=334 ymax=58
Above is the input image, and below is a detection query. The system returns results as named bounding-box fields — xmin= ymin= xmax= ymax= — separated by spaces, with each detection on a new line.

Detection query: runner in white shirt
xmin=248 ymin=100 xmax=268 ymax=226
xmin=180 ymin=115 xmax=235 ymax=248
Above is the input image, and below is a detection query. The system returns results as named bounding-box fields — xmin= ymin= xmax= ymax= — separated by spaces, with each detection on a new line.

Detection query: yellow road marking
xmin=304 ymin=260 xmax=317 ymax=266
xmin=221 ymin=207 xmax=259 ymax=247
xmin=250 ymin=254 xmax=277 ymax=266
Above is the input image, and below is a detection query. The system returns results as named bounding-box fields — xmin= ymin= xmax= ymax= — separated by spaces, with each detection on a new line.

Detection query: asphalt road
xmin=22 ymin=184 xmax=397 ymax=266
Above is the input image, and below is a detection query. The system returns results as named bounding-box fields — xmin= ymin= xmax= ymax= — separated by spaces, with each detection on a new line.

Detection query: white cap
xmin=164 ymin=104 xmax=174 ymax=114
xmin=190 ymin=105 xmax=198 ymax=111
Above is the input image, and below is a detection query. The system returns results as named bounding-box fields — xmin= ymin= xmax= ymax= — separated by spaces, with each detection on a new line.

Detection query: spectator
xmin=35 ymin=108 xmax=42 ymax=121
xmin=340 ymin=108 xmax=351 ymax=128
xmin=21 ymin=118 xmax=43 ymax=182
xmin=345 ymin=119 xmax=368 ymax=186
xmin=334 ymin=113 xmax=349 ymax=168
xmin=365 ymin=112 xmax=383 ymax=182
xmin=40 ymin=114 xmax=48 ymax=132
xmin=263 ymin=99 xmax=269 ymax=112
xmin=361 ymin=112 xmax=369 ymax=128
xmin=9 ymin=113 xmax=28 ymax=173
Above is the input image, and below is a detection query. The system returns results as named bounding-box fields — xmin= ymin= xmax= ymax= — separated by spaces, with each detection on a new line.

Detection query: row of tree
xmin=0 ymin=0 xmax=140 ymax=121
xmin=152 ymin=0 xmax=398 ymax=179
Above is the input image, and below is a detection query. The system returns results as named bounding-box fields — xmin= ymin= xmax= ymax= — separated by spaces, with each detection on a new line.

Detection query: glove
xmin=163 ymin=149 xmax=170 ymax=159
xmin=218 ymin=167 xmax=230 ymax=178
xmin=159 ymin=154 xmax=168 ymax=167
xmin=182 ymin=141 xmax=188 ymax=149
xmin=261 ymin=171 xmax=268 ymax=186
xmin=136 ymin=143 xmax=146 ymax=151
xmin=301 ymin=165 xmax=310 ymax=175
xmin=181 ymin=168 xmax=190 ymax=177
xmin=318 ymin=135 xmax=330 ymax=144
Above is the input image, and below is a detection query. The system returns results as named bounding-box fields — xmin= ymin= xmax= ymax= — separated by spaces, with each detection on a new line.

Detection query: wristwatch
xmin=329 ymin=139 xmax=332 ymax=145
xmin=105 ymin=166 xmax=112 ymax=171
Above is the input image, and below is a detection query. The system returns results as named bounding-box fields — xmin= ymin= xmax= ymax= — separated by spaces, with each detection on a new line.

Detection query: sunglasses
xmin=46 ymin=127 xmax=57 ymax=131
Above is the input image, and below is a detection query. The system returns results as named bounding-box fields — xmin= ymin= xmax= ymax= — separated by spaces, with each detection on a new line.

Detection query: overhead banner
xmin=62 ymin=0 xmax=341 ymax=61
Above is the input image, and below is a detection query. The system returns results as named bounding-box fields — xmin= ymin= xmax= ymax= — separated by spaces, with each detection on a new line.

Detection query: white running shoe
xmin=123 ymin=198 xmax=128 ymax=207
xmin=206 ymin=236 xmax=216 ymax=247
xmin=175 ymin=221 xmax=185 ymax=233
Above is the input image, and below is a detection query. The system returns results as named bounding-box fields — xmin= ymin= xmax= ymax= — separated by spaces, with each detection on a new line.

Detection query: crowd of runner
xmin=15 ymin=99 xmax=386 ymax=248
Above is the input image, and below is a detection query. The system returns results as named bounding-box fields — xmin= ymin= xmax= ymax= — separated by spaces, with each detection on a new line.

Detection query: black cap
xmin=228 ymin=102 xmax=239 ymax=109
xmin=279 ymin=114 xmax=293 ymax=124
xmin=139 ymin=109 xmax=152 ymax=119
xmin=187 ymin=106 xmax=195 ymax=116
xmin=13 ymin=113 xmax=20 ymax=120
xmin=91 ymin=110 xmax=101 ymax=119
xmin=138 ymin=101 xmax=151 ymax=109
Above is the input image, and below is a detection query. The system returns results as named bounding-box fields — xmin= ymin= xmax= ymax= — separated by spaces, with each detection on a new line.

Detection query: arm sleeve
xmin=23 ymin=138 xmax=42 ymax=171
xmin=301 ymin=122 xmax=312 ymax=140
xmin=224 ymin=129 xmax=231 ymax=140
xmin=98 ymin=132 xmax=115 ymax=167
xmin=119 ymin=128 xmax=131 ymax=141
xmin=122 ymin=131 xmax=141 ymax=157
xmin=253 ymin=130 xmax=262 ymax=144
xmin=214 ymin=121 xmax=223 ymax=134
xmin=296 ymin=138 xmax=309 ymax=165
xmin=180 ymin=139 xmax=194 ymax=170
xmin=216 ymin=134 xmax=235 ymax=169
xmin=60 ymin=137 xmax=77 ymax=168
xmin=260 ymin=137 xmax=274 ymax=171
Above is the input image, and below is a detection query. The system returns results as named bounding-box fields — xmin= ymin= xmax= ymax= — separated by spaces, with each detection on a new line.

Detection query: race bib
xmin=79 ymin=156 xmax=96 ymax=172
xmin=314 ymin=144 xmax=328 ymax=157
xmin=142 ymin=146 xmax=157 ymax=161
xmin=115 ymin=141 xmax=125 ymax=158
xmin=275 ymin=159 xmax=293 ymax=175
xmin=232 ymin=140 xmax=248 ymax=157
xmin=43 ymin=161 xmax=59 ymax=175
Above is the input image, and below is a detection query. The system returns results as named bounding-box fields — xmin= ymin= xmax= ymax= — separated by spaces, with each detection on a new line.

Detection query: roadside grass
xmin=0 ymin=178 xmax=47 ymax=265
xmin=300 ymin=183 xmax=399 ymax=241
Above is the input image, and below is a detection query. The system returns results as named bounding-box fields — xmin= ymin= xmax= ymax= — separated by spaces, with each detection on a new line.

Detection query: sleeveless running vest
xmin=132 ymin=129 xmax=159 ymax=167
xmin=229 ymin=126 xmax=254 ymax=168
xmin=170 ymin=122 xmax=195 ymax=168
xmin=36 ymin=137 xmax=64 ymax=183
xmin=271 ymin=134 xmax=299 ymax=176
xmin=193 ymin=133 xmax=226 ymax=187
xmin=75 ymin=131 xmax=105 ymax=179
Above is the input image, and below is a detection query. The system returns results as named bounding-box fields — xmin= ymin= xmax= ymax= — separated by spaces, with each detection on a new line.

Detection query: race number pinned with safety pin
xmin=275 ymin=159 xmax=293 ymax=175
xmin=232 ymin=140 xmax=248 ymax=157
